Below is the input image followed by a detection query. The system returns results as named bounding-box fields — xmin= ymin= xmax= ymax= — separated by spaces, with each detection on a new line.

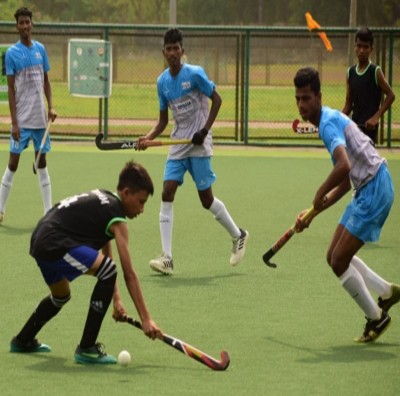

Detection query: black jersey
xmin=30 ymin=189 xmax=126 ymax=260
xmin=348 ymin=62 xmax=382 ymax=126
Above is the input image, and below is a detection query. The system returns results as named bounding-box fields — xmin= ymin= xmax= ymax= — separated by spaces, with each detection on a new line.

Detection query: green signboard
xmin=0 ymin=44 xmax=11 ymax=103
xmin=68 ymin=39 xmax=112 ymax=98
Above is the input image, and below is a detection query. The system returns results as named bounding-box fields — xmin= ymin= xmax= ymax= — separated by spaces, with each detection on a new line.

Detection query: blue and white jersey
xmin=157 ymin=63 xmax=215 ymax=159
xmin=5 ymin=40 xmax=49 ymax=129
xmin=319 ymin=106 xmax=385 ymax=190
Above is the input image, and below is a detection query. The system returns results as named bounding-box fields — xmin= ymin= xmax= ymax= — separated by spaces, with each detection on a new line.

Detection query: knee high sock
xmin=0 ymin=167 xmax=15 ymax=214
xmin=37 ymin=167 xmax=52 ymax=214
xmin=160 ymin=201 xmax=173 ymax=257
xmin=339 ymin=265 xmax=381 ymax=320
xmin=209 ymin=197 xmax=241 ymax=238
xmin=350 ymin=256 xmax=392 ymax=299
xmin=79 ymin=258 xmax=117 ymax=349
xmin=16 ymin=294 xmax=70 ymax=343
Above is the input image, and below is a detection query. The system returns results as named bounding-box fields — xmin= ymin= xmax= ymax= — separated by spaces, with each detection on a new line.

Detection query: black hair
xmin=117 ymin=160 xmax=154 ymax=195
xmin=355 ymin=27 xmax=374 ymax=45
xmin=164 ymin=28 xmax=183 ymax=47
xmin=14 ymin=7 xmax=33 ymax=22
xmin=294 ymin=67 xmax=321 ymax=94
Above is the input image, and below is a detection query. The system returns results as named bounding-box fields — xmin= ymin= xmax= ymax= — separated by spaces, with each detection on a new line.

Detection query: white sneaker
xmin=0 ymin=212 xmax=4 ymax=225
xmin=230 ymin=229 xmax=249 ymax=266
xmin=149 ymin=253 xmax=174 ymax=275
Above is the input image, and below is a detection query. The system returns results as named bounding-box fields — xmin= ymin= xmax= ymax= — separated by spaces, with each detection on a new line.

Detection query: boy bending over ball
xmin=10 ymin=160 xmax=162 ymax=364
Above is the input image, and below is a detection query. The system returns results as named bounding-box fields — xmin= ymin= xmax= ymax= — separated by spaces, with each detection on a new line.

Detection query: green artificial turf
xmin=0 ymin=143 xmax=399 ymax=396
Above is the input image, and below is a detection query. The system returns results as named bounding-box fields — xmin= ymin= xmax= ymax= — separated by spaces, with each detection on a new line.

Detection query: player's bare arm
xmin=137 ymin=109 xmax=169 ymax=150
xmin=313 ymin=145 xmax=351 ymax=211
xmin=204 ymin=90 xmax=222 ymax=130
xmin=44 ymin=73 xmax=57 ymax=122
xmin=111 ymin=222 xmax=162 ymax=339
xmin=366 ymin=69 xmax=395 ymax=129
xmin=7 ymin=75 xmax=19 ymax=140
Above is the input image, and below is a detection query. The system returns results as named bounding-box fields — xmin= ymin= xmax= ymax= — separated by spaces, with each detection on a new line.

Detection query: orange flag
xmin=305 ymin=12 xmax=333 ymax=52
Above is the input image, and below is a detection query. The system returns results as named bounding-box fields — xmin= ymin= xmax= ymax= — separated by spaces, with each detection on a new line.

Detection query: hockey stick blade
xmin=124 ymin=316 xmax=230 ymax=371
xmin=95 ymin=133 xmax=137 ymax=150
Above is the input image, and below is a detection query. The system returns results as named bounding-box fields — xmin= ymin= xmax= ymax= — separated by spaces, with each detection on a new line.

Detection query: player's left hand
xmin=191 ymin=128 xmax=208 ymax=145
xmin=48 ymin=108 xmax=57 ymax=122
xmin=112 ymin=303 xmax=127 ymax=322
xmin=365 ymin=116 xmax=378 ymax=130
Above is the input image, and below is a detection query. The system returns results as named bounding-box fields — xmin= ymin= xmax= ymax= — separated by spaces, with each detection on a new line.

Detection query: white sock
xmin=340 ymin=265 xmax=381 ymax=320
xmin=209 ymin=197 xmax=241 ymax=238
xmin=351 ymin=256 xmax=392 ymax=299
xmin=37 ymin=167 xmax=52 ymax=214
xmin=160 ymin=201 xmax=173 ymax=257
xmin=0 ymin=167 xmax=15 ymax=214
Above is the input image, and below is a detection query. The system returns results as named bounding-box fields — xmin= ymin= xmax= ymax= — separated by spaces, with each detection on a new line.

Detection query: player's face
xmin=295 ymin=85 xmax=321 ymax=126
xmin=121 ymin=189 xmax=149 ymax=219
xmin=355 ymin=39 xmax=372 ymax=64
xmin=163 ymin=42 xmax=184 ymax=70
xmin=16 ymin=15 xmax=32 ymax=40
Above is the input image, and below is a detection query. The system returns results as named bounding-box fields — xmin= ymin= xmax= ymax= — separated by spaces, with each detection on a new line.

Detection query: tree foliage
xmin=1 ymin=0 xmax=399 ymax=26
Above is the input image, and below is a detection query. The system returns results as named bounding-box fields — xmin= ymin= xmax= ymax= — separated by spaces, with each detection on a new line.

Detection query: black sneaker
xmin=74 ymin=342 xmax=117 ymax=364
xmin=378 ymin=284 xmax=400 ymax=313
xmin=10 ymin=336 xmax=51 ymax=353
xmin=354 ymin=311 xmax=391 ymax=343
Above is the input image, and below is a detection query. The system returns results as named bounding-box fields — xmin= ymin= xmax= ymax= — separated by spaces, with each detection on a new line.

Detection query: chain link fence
xmin=1 ymin=23 xmax=399 ymax=147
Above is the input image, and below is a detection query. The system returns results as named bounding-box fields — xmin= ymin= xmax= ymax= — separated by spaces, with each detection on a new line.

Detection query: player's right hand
xmin=141 ymin=318 xmax=163 ymax=340
xmin=191 ymin=128 xmax=208 ymax=145
xmin=136 ymin=136 xmax=149 ymax=151
xmin=295 ymin=209 xmax=312 ymax=232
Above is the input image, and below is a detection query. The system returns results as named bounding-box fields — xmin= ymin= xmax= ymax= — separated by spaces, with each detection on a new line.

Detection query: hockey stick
xmin=263 ymin=206 xmax=315 ymax=268
xmin=33 ymin=120 xmax=51 ymax=175
xmin=123 ymin=316 xmax=230 ymax=371
xmin=292 ymin=119 xmax=318 ymax=134
xmin=95 ymin=133 xmax=192 ymax=151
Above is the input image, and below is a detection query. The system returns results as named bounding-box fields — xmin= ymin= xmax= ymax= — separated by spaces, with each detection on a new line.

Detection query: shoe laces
xmin=94 ymin=342 xmax=107 ymax=356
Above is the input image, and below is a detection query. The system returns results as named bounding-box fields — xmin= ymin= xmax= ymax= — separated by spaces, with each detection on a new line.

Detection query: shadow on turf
xmin=265 ymin=336 xmax=398 ymax=364
xmin=146 ymin=272 xmax=246 ymax=288
xmin=15 ymin=353 xmax=205 ymax=374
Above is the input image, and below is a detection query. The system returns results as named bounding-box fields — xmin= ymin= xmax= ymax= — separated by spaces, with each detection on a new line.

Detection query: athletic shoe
xmin=0 ymin=212 xmax=4 ymax=225
xmin=378 ymin=284 xmax=400 ymax=312
xmin=230 ymin=229 xmax=249 ymax=266
xmin=149 ymin=253 xmax=174 ymax=275
xmin=10 ymin=336 xmax=51 ymax=353
xmin=354 ymin=311 xmax=391 ymax=343
xmin=74 ymin=342 xmax=117 ymax=364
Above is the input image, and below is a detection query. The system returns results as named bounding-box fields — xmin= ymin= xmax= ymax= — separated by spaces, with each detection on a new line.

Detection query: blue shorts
xmin=36 ymin=246 xmax=98 ymax=285
xmin=10 ymin=127 xmax=51 ymax=154
xmin=339 ymin=164 xmax=394 ymax=242
xmin=164 ymin=157 xmax=216 ymax=191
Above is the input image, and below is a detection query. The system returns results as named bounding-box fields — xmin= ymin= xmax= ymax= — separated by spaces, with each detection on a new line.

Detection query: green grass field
xmin=0 ymin=143 xmax=399 ymax=396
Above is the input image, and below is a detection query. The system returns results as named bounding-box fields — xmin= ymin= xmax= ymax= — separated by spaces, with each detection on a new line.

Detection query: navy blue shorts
xmin=36 ymin=246 xmax=98 ymax=285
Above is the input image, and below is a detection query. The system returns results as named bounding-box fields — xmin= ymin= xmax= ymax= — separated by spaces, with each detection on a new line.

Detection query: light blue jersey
xmin=5 ymin=40 xmax=49 ymax=129
xmin=319 ymin=106 xmax=393 ymax=242
xmin=319 ymin=106 xmax=384 ymax=191
xmin=157 ymin=63 xmax=215 ymax=159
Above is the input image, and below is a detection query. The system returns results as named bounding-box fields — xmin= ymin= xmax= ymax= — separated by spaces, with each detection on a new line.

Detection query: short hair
xmin=164 ymin=28 xmax=183 ymax=47
xmin=294 ymin=67 xmax=321 ymax=94
xmin=355 ymin=27 xmax=374 ymax=45
xmin=117 ymin=160 xmax=154 ymax=195
xmin=14 ymin=7 xmax=32 ymax=22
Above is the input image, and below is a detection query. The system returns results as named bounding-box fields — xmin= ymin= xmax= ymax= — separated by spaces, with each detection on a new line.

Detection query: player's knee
xmin=95 ymin=256 xmax=117 ymax=284
xmin=50 ymin=293 xmax=71 ymax=309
